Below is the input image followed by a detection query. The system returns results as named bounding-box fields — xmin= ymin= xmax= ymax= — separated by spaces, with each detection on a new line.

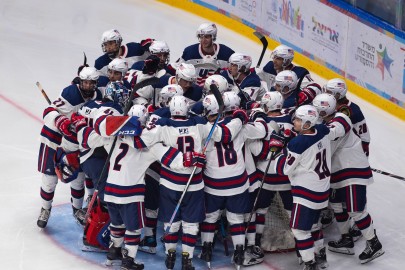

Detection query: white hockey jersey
xmin=326 ymin=112 xmax=373 ymax=189
xmin=275 ymin=125 xmax=331 ymax=210
xmin=203 ymin=116 xmax=269 ymax=196
xmin=140 ymin=116 xmax=243 ymax=192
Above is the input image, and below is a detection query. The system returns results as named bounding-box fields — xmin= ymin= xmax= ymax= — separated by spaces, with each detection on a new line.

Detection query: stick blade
xmin=253 ymin=31 xmax=268 ymax=46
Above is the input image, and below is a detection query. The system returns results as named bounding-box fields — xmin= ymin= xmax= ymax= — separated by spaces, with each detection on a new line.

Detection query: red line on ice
xmin=0 ymin=94 xmax=43 ymax=123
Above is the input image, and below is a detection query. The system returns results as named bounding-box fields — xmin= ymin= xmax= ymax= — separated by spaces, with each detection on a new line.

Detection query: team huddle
xmin=36 ymin=22 xmax=384 ymax=270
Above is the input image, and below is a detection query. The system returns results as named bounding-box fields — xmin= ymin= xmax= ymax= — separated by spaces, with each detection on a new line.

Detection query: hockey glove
xmin=55 ymin=115 xmax=73 ymax=137
xmin=232 ymin=109 xmax=248 ymax=125
xmin=140 ymin=38 xmax=155 ymax=52
xmin=71 ymin=113 xmax=87 ymax=133
xmin=249 ymin=107 xmax=267 ymax=122
xmin=183 ymin=152 xmax=206 ymax=168
xmin=142 ymin=55 xmax=160 ymax=75
xmin=54 ymin=148 xmax=80 ymax=183
xmin=269 ymin=133 xmax=286 ymax=153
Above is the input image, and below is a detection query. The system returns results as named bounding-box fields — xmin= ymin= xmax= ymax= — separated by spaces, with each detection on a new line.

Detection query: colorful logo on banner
xmin=239 ymin=0 xmax=257 ymax=16
xmin=279 ymin=0 xmax=304 ymax=37
xmin=355 ymin=41 xmax=393 ymax=80
xmin=311 ymin=17 xmax=339 ymax=44
xmin=375 ymin=44 xmax=393 ymax=80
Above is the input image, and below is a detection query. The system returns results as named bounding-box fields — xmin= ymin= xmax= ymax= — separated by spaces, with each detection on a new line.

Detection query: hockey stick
xmin=36 ymin=82 xmax=52 ymax=105
xmin=253 ymin=31 xmax=268 ymax=68
xmin=83 ymin=52 xmax=87 ymax=66
xmin=163 ymin=84 xmax=225 ymax=235
xmin=371 ymin=168 xmax=405 ymax=181
xmin=244 ymin=121 xmax=280 ymax=235
xmin=84 ymin=73 xmax=163 ymax=223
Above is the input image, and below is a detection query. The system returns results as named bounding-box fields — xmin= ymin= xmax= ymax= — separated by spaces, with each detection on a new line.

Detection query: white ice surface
xmin=1 ymin=0 xmax=404 ymax=269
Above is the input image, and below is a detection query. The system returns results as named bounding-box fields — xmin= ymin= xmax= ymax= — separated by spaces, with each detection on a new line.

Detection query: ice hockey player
xmin=323 ymin=78 xmax=370 ymax=157
xmin=313 ymin=93 xmax=384 ymax=265
xmin=166 ymin=63 xmax=203 ymax=107
xmin=36 ymin=67 xmax=102 ymax=228
xmin=273 ymin=105 xmax=331 ymax=270
xmin=130 ymin=40 xmax=172 ymax=74
xmin=137 ymin=95 xmax=217 ymax=270
xmin=257 ymin=44 xmax=312 ymax=90
xmin=84 ymin=99 xmax=206 ymax=270
xmin=95 ymin=29 xmax=152 ymax=76
xmin=98 ymin=58 xmax=131 ymax=92
xmin=221 ymin=52 xmax=266 ymax=101
xmin=73 ymin=81 xmax=129 ymax=250
xmin=189 ymin=74 xmax=229 ymax=116
xmin=173 ymin=22 xmax=235 ymax=87
xmin=138 ymin=84 xmax=184 ymax=255
xmin=249 ymin=91 xmax=294 ymax=249
xmin=199 ymin=92 xmax=270 ymax=269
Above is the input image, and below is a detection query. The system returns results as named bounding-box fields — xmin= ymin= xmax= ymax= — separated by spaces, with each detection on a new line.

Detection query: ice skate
xmin=138 ymin=235 xmax=157 ymax=254
xmin=349 ymin=225 xmax=362 ymax=242
xmin=181 ymin=252 xmax=195 ymax=270
xmin=303 ymin=259 xmax=318 ymax=270
xmin=198 ymin=241 xmax=212 ymax=269
xmin=165 ymin=249 xmax=176 ymax=270
xmin=105 ymin=245 xmax=122 ymax=266
xmin=121 ymin=248 xmax=144 ymax=270
xmin=328 ymin=234 xmax=354 ymax=255
xmin=359 ymin=233 xmax=384 ymax=264
xmin=232 ymin=244 xmax=244 ymax=270
xmin=72 ymin=206 xmax=86 ymax=226
xmin=315 ymin=247 xmax=328 ymax=269
xmin=37 ymin=207 xmax=51 ymax=229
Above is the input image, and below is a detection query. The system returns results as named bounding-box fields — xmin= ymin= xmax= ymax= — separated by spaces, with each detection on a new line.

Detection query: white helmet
xmin=149 ymin=40 xmax=170 ymax=65
xmin=108 ymin=58 xmax=129 ymax=77
xmin=159 ymin=84 xmax=184 ymax=107
xmin=128 ymin=105 xmax=148 ymax=127
xmin=275 ymin=70 xmax=298 ymax=95
xmin=196 ymin=22 xmax=217 ymax=41
xmin=223 ymin=91 xmax=240 ymax=112
xmin=312 ymin=93 xmax=337 ymax=118
xmin=202 ymin=94 xmax=220 ymax=116
xmin=169 ymin=95 xmax=189 ymax=117
xmin=149 ymin=40 xmax=170 ymax=54
xmin=271 ymin=45 xmax=294 ymax=67
xmin=79 ymin=67 xmax=99 ymax=81
xmin=229 ymin=53 xmax=252 ymax=72
xmin=133 ymin=97 xmax=148 ymax=106
xmin=293 ymin=105 xmax=319 ymax=130
xmin=176 ymin=63 xmax=197 ymax=83
xmin=323 ymin=78 xmax=347 ymax=100
xmin=260 ymin=91 xmax=284 ymax=112
xmin=204 ymin=74 xmax=229 ymax=95
xmin=101 ymin=29 xmax=122 ymax=52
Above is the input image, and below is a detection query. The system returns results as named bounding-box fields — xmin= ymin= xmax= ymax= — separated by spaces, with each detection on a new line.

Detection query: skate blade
xmin=360 ymin=249 xmax=385 ymax=264
xmin=138 ymin=246 xmax=157 ymax=254
xmin=318 ymin=261 xmax=329 ymax=269
xmin=105 ymin=259 xmax=122 ymax=266
xmin=328 ymin=246 xmax=355 ymax=255
xmin=81 ymin=245 xmax=108 ymax=253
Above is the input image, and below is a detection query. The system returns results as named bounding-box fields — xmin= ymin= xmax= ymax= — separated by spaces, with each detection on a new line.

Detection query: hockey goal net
xmin=260 ymin=191 xmax=295 ymax=252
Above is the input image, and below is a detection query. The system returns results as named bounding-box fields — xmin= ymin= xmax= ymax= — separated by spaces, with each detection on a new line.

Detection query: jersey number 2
xmin=113 ymin=143 xmax=129 ymax=171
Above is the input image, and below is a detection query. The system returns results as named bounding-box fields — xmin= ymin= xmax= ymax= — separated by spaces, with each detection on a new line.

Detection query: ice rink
xmin=1 ymin=0 xmax=405 ymax=269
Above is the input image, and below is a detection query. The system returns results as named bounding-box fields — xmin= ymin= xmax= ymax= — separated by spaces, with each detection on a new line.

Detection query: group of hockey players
xmin=36 ymin=22 xmax=384 ymax=270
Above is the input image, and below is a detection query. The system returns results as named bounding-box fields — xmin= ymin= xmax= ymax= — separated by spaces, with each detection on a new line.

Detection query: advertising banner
xmin=346 ymin=18 xmax=405 ymax=102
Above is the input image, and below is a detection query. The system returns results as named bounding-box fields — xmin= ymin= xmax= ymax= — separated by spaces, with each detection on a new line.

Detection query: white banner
xmin=346 ymin=18 xmax=405 ymax=101
xmin=193 ymin=0 xmax=405 ymax=106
